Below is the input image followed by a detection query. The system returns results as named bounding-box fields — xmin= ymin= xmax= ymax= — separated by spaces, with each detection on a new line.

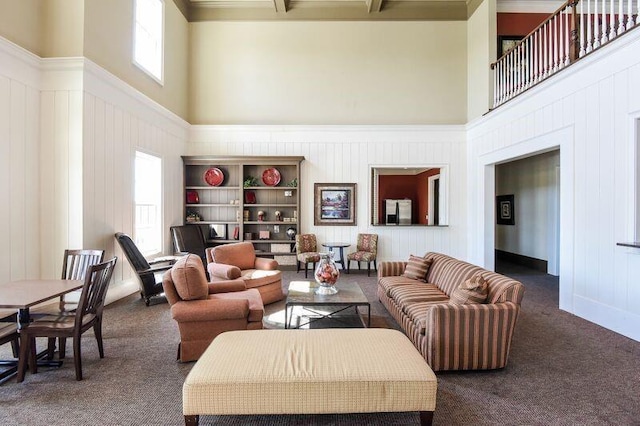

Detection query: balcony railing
xmin=491 ymin=0 xmax=639 ymax=108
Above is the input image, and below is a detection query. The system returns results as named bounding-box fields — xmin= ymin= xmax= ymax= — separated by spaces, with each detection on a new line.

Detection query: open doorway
xmin=494 ymin=150 xmax=560 ymax=276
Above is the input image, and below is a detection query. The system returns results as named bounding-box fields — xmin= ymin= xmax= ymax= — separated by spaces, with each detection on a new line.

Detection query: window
xmin=133 ymin=0 xmax=164 ymax=83
xmin=135 ymin=151 xmax=162 ymax=255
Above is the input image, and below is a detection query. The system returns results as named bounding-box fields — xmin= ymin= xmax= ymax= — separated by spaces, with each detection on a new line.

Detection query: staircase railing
xmin=491 ymin=0 xmax=639 ymax=108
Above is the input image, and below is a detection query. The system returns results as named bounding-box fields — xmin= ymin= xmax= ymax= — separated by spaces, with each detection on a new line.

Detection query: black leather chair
xmin=170 ymin=225 xmax=207 ymax=268
xmin=115 ymin=232 xmax=173 ymax=306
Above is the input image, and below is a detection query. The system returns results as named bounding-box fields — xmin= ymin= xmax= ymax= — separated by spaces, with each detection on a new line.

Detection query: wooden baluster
xmin=525 ymin=38 xmax=530 ymax=87
xmin=531 ymin=31 xmax=538 ymax=84
xmin=552 ymin=15 xmax=558 ymax=72
xmin=631 ymin=0 xmax=638 ymax=28
xmin=579 ymin=0 xmax=586 ymax=57
xmin=500 ymin=59 xmax=506 ymax=104
xmin=587 ymin=0 xmax=593 ymax=52
xmin=608 ymin=0 xmax=616 ymax=39
xmin=618 ymin=0 xmax=625 ymax=34
xmin=594 ymin=0 xmax=601 ymax=48
xmin=601 ymin=0 xmax=609 ymax=43
xmin=559 ymin=8 xmax=565 ymax=68
xmin=573 ymin=0 xmax=584 ymax=60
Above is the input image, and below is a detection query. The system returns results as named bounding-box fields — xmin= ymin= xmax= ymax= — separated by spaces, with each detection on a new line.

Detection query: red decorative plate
xmin=203 ymin=167 xmax=224 ymax=186
xmin=262 ymin=168 xmax=281 ymax=186
xmin=186 ymin=190 xmax=199 ymax=204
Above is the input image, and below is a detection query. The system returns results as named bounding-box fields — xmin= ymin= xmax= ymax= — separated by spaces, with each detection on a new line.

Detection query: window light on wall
xmin=133 ymin=0 xmax=164 ymax=83
xmin=135 ymin=151 xmax=163 ymax=255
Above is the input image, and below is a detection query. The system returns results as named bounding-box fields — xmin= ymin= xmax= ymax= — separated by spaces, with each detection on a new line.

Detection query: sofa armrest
xmin=254 ymin=257 xmax=278 ymax=270
xmin=422 ymin=301 xmax=521 ymax=371
xmin=208 ymin=263 xmax=242 ymax=280
xmin=378 ymin=261 xmax=408 ymax=279
xmin=207 ymin=279 xmax=247 ymax=294
xmin=171 ymin=299 xmax=249 ymax=322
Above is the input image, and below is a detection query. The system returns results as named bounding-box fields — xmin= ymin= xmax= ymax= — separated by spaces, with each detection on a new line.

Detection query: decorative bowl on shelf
xmin=262 ymin=168 xmax=281 ymax=186
xmin=203 ymin=167 xmax=224 ymax=186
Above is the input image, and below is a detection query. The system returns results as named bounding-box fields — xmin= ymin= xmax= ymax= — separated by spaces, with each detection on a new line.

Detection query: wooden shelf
xmin=182 ymin=155 xmax=303 ymax=249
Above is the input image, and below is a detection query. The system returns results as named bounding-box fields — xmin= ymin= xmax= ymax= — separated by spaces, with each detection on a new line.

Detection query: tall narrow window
xmin=135 ymin=151 xmax=162 ymax=255
xmin=133 ymin=0 xmax=164 ymax=83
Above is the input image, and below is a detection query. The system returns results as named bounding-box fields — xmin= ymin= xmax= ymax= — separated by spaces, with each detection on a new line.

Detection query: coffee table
xmin=284 ymin=280 xmax=370 ymax=329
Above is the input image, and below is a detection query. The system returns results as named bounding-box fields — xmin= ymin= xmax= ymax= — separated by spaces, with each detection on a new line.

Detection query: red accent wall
xmin=378 ymin=168 xmax=440 ymax=225
xmin=498 ymin=13 xmax=549 ymax=36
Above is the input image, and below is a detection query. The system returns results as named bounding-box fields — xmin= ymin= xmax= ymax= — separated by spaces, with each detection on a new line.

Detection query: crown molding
xmin=497 ymin=0 xmax=564 ymax=14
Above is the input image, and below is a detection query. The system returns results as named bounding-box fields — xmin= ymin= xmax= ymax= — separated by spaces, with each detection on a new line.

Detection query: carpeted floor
xmin=1 ymin=264 xmax=639 ymax=425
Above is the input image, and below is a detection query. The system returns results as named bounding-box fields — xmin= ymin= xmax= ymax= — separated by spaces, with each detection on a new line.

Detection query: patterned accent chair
xmin=295 ymin=234 xmax=321 ymax=278
xmin=346 ymin=234 xmax=378 ymax=276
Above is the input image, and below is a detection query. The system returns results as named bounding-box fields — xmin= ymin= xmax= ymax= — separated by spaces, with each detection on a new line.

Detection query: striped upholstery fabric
xmin=389 ymin=283 xmax=448 ymax=307
xmin=401 ymin=256 xmax=432 ymax=282
xmin=378 ymin=276 xmax=420 ymax=297
xmin=377 ymin=252 xmax=525 ymax=372
xmin=449 ymin=274 xmax=488 ymax=305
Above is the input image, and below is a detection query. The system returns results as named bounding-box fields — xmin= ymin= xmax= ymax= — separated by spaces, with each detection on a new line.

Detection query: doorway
xmin=494 ymin=150 xmax=560 ymax=276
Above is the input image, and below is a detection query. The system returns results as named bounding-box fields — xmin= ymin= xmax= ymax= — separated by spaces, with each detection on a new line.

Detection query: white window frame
xmin=134 ymin=151 xmax=163 ymax=256
xmin=133 ymin=0 xmax=165 ymax=85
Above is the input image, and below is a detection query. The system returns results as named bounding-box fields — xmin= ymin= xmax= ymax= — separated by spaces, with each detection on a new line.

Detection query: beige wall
xmin=42 ymin=0 xmax=84 ymax=57
xmin=467 ymin=0 xmax=495 ymax=121
xmin=189 ymin=21 xmax=468 ymax=125
xmin=0 ymin=0 xmax=43 ymax=56
xmin=83 ymin=0 xmax=189 ymax=120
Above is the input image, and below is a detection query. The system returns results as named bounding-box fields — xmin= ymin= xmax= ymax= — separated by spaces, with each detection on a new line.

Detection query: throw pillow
xmin=170 ymin=254 xmax=208 ymax=301
xmin=449 ymin=274 xmax=488 ymax=305
xmin=402 ymin=255 xmax=433 ymax=282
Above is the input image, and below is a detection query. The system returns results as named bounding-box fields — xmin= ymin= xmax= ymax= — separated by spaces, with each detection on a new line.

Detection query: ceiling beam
xmin=273 ymin=0 xmax=288 ymax=13
xmin=365 ymin=0 xmax=383 ymax=13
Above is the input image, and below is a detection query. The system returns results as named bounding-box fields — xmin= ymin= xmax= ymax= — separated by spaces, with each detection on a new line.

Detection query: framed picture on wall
xmin=498 ymin=35 xmax=524 ymax=58
xmin=496 ymin=194 xmax=515 ymax=225
xmin=314 ymin=183 xmax=357 ymax=226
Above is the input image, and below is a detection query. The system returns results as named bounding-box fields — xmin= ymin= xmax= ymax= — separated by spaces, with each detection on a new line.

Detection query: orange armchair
xmin=205 ymin=242 xmax=284 ymax=305
xmin=162 ymin=254 xmax=264 ymax=362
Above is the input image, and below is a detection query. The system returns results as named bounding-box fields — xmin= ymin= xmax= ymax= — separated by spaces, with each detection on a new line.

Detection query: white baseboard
xmin=573 ymin=295 xmax=640 ymax=342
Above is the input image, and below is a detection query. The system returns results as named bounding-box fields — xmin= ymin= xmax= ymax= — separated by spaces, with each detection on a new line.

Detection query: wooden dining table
xmin=0 ymin=279 xmax=84 ymax=383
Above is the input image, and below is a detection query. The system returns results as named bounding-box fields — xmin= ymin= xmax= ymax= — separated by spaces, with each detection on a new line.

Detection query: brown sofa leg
xmin=184 ymin=415 xmax=199 ymax=425
xmin=419 ymin=411 xmax=434 ymax=426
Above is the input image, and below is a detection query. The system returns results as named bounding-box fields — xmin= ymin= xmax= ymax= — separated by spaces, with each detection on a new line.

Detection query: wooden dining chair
xmin=59 ymin=249 xmax=106 ymax=312
xmin=295 ymin=234 xmax=321 ymax=278
xmin=17 ymin=257 xmax=117 ymax=382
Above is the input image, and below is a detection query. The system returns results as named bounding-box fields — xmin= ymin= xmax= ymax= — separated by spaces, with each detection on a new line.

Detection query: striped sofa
xmin=377 ymin=252 xmax=524 ymax=372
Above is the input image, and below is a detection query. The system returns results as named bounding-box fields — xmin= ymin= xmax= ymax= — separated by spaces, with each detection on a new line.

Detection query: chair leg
xmin=59 ymin=337 xmax=67 ymax=359
xmin=358 ymin=261 xmax=361 ymax=271
xmin=47 ymin=337 xmax=56 ymax=360
xmin=346 ymin=260 xmax=350 ymax=274
xmin=28 ymin=337 xmax=38 ymax=374
xmin=10 ymin=337 xmax=19 ymax=358
xmin=367 ymin=262 xmax=371 ymax=277
xmin=73 ymin=336 xmax=83 ymax=381
xmin=16 ymin=334 xmax=29 ymax=382
xmin=373 ymin=260 xmax=377 ymax=273
xmin=94 ymin=320 xmax=104 ymax=358
xmin=296 ymin=261 xmax=301 ymax=273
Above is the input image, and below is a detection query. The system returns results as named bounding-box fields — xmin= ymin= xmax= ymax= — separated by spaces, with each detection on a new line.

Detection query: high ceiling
xmin=172 ymin=0 xmax=486 ymax=21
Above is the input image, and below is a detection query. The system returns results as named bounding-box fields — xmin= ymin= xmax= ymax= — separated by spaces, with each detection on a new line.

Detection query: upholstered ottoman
xmin=183 ymin=328 xmax=437 ymax=425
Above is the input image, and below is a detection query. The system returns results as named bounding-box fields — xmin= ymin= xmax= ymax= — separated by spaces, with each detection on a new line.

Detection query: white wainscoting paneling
xmin=467 ymin=28 xmax=640 ymax=342
xmin=189 ymin=125 xmax=467 ymax=262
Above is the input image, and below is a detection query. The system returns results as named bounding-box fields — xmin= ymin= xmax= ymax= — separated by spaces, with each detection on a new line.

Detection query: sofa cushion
xmin=171 ymin=254 xmax=209 ymax=301
xmin=401 ymin=255 xmax=432 ymax=282
xmin=431 ymin=260 xmax=484 ymax=297
xmin=210 ymin=288 xmax=264 ymax=322
xmin=404 ymin=300 xmax=448 ymax=335
xmin=449 ymin=274 xmax=488 ymax=305
xmin=241 ymin=269 xmax=282 ymax=290
xmin=388 ymin=283 xmax=449 ymax=308
xmin=378 ymin=276 xmax=420 ymax=297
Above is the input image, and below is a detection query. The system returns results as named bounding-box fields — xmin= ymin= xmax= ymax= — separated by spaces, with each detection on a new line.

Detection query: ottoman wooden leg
xmin=184 ymin=415 xmax=199 ymax=425
xmin=419 ymin=411 xmax=434 ymax=426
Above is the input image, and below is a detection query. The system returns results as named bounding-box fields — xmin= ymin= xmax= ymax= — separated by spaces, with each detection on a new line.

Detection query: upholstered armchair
xmin=346 ymin=233 xmax=378 ymax=276
xmin=206 ymin=242 xmax=284 ymax=305
xmin=295 ymin=234 xmax=321 ymax=278
xmin=162 ymin=254 xmax=264 ymax=362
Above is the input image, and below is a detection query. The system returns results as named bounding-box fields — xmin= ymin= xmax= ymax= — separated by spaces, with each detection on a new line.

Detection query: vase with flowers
xmin=314 ymin=252 xmax=340 ymax=295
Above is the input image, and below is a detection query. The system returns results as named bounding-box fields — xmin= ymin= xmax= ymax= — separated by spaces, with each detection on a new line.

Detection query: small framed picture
xmin=496 ymin=194 xmax=515 ymax=225
xmin=314 ymin=183 xmax=356 ymax=226
xmin=498 ymin=35 xmax=524 ymax=58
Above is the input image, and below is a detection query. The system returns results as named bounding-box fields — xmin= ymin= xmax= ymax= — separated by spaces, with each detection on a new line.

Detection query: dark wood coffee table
xmin=284 ymin=280 xmax=370 ymax=329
